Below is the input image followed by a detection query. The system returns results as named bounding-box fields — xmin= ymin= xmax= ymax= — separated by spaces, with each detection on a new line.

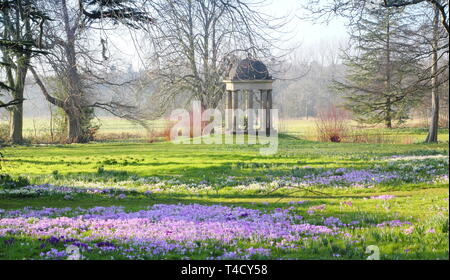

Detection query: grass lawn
xmin=0 ymin=133 xmax=448 ymax=260
xmin=8 ymin=117 xmax=449 ymax=144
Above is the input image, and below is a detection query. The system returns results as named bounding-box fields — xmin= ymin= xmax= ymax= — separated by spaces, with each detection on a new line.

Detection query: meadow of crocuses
xmin=0 ymin=137 xmax=448 ymax=260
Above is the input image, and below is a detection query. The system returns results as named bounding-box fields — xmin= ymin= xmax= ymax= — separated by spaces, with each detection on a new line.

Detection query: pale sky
xmin=106 ymin=0 xmax=349 ymax=70
xmin=262 ymin=0 xmax=347 ymax=43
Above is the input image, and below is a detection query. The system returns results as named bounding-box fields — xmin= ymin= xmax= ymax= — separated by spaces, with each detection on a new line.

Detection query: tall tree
xmin=334 ymin=7 xmax=425 ymax=128
xmin=303 ymin=0 xmax=448 ymax=137
xmin=425 ymin=4 xmax=442 ymax=142
xmin=0 ymin=0 xmax=49 ymax=143
xmin=403 ymin=1 xmax=448 ymax=141
xmin=30 ymin=0 xmax=151 ymax=143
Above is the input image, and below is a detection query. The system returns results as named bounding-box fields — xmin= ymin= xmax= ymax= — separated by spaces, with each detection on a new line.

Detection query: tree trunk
xmin=66 ymin=110 xmax=82 ymax=143
xmin=385 ymin=117 xmax=392 ymax=129
xmin=385 ymin=98 xmax=392 ymax=128
xmin=425 ymin=5 xmax=440 ymax=143
xmin=9 ymin=102 xmax=23 ymax=143
xmin=61 ymin=0 xmax=87 ymax=144
xmin=2 ymin=3 xmax=32 ymax=144
xmin=9 ymin=61 xmax=29 ymax=144
xmin=49 ymin=103 xmax=54 ymax=142
xmin=305 ymin=101 xmax=308 ymax=120
xmin=385 ymin=17 xmax=392 ymax=129
xmin=425 ymin=82 xmax=439 ymax=142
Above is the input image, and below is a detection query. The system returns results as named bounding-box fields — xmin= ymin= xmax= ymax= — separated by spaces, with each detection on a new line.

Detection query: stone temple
xmin=223 ymin=58 xmax=274 ymax=135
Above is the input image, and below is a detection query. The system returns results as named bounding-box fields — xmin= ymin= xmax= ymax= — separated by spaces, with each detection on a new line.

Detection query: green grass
xmin=279 ymin=119 xmax=449 ymax=143
xmin=0 ymin=134 xmax=448 ymax=260
xmin=2 ymin=135 xmax=448 ymax=180
xmin=0 ymin=187 xmax=448 ymax=260
xmin=5 ymin=117 xmax=166 ymax=139
xmin=4 ymin=116 xmax=449 ymax=143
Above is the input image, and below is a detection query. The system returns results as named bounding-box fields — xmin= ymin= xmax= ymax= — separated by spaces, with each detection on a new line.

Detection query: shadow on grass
xmin=22 ymin=158 xmax=376 ymax=185
xmin=0 ymin=188 xmax=414 ymax=221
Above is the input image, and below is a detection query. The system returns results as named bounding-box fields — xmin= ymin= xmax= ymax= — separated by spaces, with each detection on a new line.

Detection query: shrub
xmin=148 ymin=120 xmax=176 ymax=143
xmin=160 ymin=121 xmax=174 ymax=141
xmin=0 ymin=174 xmax=30 ymax=189
xmin=315 ymin=106 xmax=350 ymax=143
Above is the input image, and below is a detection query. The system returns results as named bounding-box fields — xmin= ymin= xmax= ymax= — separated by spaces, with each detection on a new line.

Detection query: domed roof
xmin=226 ymin=58 xmax=272 ymax=81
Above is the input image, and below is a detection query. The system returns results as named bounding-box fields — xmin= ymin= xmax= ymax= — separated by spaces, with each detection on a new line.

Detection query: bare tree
xmin=0 ymin=0 xmax=49 ymax=143
xmin=143 ymin=0 xmax=288 ymax=110
xmin=425 ymin=4 xmax=442 ymax=142
xmin=79 ymin=0 xmax=153 ymax=27
xmin=30 ymin=0 xmax=151 ymax=143
xmin=302 ymin=0 xmax=449 ymax=34
xmin=390 ymin=2 xmax=448 ymax=140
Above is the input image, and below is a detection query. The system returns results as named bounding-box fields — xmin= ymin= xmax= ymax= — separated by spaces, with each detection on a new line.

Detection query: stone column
xmin=260 ymin=90 xmax=267 ymax=135
xmin=231 ymin=90 xmax=239 ymax=134
xmin=246 ymin=90 xmax=254 ymax=134
xmin=225 ymin=90 xmax=233 ymax=133
xmin=266 ymin=89 xmax=272 ymax=135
